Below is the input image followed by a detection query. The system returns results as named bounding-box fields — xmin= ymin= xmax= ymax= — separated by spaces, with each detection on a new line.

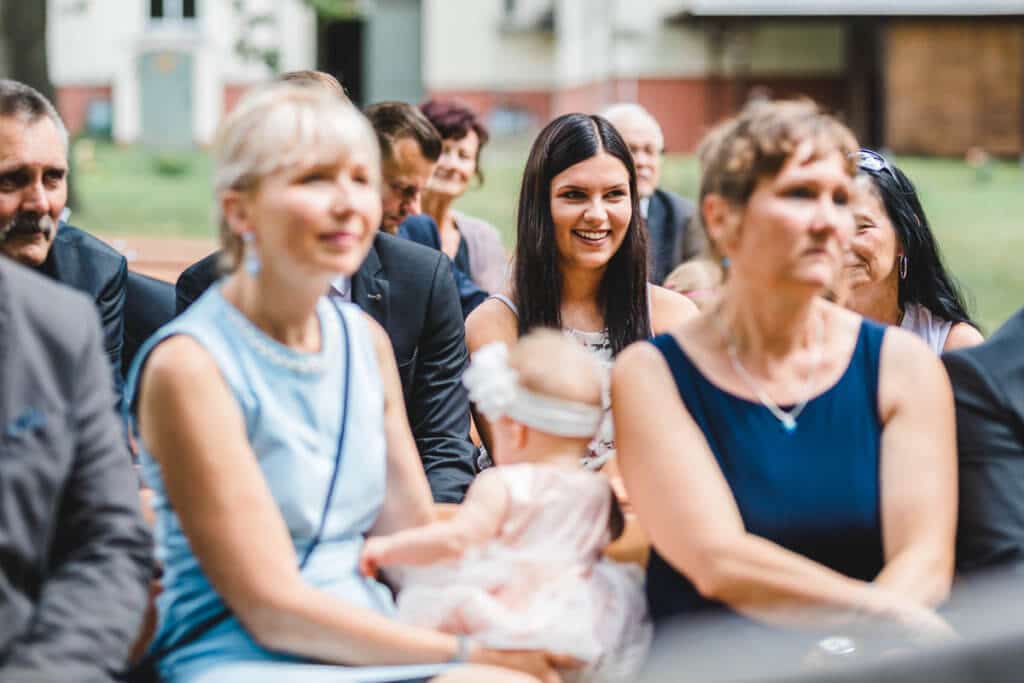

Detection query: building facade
xmin=48 ymin=0 xmax=316 ymax=145
xmin=423 ymin=0 xmax=1024 ymax=156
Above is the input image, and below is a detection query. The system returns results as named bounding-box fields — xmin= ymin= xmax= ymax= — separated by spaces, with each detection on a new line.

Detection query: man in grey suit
xmin=601 ymin=103 xmax=702 ymax=284
xmin=943 ymin=307 xmax=1024 ymax=575
xmin=0 ymin=258 xmax=153 ymax=681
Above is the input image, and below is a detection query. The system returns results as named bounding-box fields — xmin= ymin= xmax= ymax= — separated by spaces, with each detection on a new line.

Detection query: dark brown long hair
xmin=514 ymin=113 xmax=650 ymax=355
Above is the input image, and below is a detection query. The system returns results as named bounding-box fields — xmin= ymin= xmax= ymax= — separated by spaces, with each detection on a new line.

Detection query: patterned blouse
xmin=480 ymin=295 xmax=617 ymax=471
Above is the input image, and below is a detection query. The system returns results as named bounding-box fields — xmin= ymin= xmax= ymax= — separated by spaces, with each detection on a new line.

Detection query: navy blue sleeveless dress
xmin=645 ymin=319 xmax=887 ymax=624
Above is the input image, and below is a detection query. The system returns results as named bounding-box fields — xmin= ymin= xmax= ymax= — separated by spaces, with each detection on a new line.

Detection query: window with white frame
xmin=149 ymin=0 xmax=197 ymax=24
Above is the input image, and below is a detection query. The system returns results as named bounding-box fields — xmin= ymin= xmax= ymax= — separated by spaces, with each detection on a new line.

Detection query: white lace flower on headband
xmin=462 ymin=341 xmax=604 ymax=439
xmin=462 ymin=342 xmax=519 ymax=421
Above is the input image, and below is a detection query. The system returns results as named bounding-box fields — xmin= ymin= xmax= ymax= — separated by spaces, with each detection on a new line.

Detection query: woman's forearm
xmin=245 ymin=581 xmax=461 ymax=666
xmin=687 ymin=533 xmax=887 ymax=629
xmin=872 ymin=547 xmax=952 ymax=607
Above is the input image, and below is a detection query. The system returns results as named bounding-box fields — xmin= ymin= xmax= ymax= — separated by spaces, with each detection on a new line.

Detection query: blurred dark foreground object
xmin=641 ymin=568 xmax=1024 ymax=683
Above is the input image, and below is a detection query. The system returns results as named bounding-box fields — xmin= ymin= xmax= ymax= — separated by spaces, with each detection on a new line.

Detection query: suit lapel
xmin=646 ymin=191 xmax=670 ymax=277
xmin=646 ymin=191 xmax=668 ymax=247
xmin=352 ymin=241 xmax=390 ymax=329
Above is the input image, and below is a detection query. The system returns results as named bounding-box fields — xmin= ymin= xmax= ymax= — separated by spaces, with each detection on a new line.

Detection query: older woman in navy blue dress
xmin=612 ymin=101 xmax=958 ymax=653
xmin=126 ymin=84 xmax=560 ymax=683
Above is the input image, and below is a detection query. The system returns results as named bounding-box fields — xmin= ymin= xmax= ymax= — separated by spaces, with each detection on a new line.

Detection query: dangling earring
xmin=242 ymin=233 xmax=261 ymax=276
xmin=721 ymin=256 xmax=731 ymax=270
xmin=899 ymin=254 xmax=908 ymax=280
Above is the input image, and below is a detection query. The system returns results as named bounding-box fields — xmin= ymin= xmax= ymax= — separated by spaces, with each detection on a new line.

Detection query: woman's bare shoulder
xmin=143 ymin=334 xmax=220 ymax=393
xmin=944 ymin=322 xmax=985 ymax=352
xmin=650 ymin=284 xmax=699 ymax=334
xmin=465 ymin=296 xmax=518 ymax=351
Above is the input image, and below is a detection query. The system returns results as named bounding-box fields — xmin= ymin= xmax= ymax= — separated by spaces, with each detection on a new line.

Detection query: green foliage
xmin=151 ymin=152 xmax=192 ymax=177
xmin=75 ymin=142 xmax=1024 ymax=331
xmin=302 ymin=0 xmax=364 ymax=18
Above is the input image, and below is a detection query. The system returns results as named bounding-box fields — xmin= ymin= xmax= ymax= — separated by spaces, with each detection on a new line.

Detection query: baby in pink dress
xmin=360 ymin=330 xmax=651 ymax=682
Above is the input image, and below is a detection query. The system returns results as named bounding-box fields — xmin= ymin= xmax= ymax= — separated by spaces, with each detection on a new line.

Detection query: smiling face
xmin=228 ymin=143 xmax=381 ymax=284
xmin=426 ymin=130 xmax=479 ymax=199
xmin=549 ymin=151 xmax=632 ymax=274
xmin=844 ymin=174 xmax=901 ymax=294
xmin=0 ymin=115 xmax=67 ymax=267
xmin=712 ymin=142 xmax=855 ymax=292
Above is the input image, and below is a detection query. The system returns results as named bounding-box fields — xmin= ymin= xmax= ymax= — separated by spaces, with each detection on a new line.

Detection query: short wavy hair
xmin=420 ymin=98 xmax=490 ymax=183
xmin=697 ymin=99 xmax=858 ymax=260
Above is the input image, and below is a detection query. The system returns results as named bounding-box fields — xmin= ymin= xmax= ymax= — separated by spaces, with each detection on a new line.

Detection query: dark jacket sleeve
xmin=400 ymin=216 xmax=487 ymax=318
xmin=943 ymin=349 xmax=1024 ymax=573
xmin=175 ymin=253 xmax=221 ymax=316
xmin=0 ymin=311 xmax=153 ymax=681
xmin=97 ymin=255 xmax=127 ymax=397
xmin=409 ymin=255 xmax=478 ymax=503
xmin=175 ymin=263 xmax=203 ymax=315
xmin=670 ymin=193 xmax=703 ymax=264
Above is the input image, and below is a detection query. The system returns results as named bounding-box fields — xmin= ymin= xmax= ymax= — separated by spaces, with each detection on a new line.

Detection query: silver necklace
xmin=725 ymin=314 xmax=824 ymax=433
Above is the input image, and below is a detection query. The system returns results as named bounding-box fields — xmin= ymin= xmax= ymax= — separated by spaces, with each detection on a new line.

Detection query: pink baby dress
xmin=394 ymin=464 xmax=651 ymax=682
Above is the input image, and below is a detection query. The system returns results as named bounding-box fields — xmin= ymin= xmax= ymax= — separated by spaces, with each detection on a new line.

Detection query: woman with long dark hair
xmin=465 ymin=113 xmax=696 ymax=476
xmin=843 ymin=149 xmax=983 ymax=353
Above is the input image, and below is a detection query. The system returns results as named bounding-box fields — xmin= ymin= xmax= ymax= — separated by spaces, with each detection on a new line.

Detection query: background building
xmin=47 ymin=0 xmax=1024 ymax=156
xmin=49 ymin=0 xmax=316 ymax=146
xmin=423 ymin=0 xmax=1024 ymax=156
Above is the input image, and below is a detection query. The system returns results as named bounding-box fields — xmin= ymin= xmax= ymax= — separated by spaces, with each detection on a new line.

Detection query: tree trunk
xmin=0 ymin=0 xmax=81 ymax=210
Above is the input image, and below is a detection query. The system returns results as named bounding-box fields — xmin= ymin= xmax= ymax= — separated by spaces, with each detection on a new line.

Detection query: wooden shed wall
xmin=885 ymin=20 xmax=1023 ymax=157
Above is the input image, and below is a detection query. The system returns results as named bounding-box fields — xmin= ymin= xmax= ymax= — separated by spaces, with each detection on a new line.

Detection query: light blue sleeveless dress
xmin=124 ymin=285 xmax=451 ymax=683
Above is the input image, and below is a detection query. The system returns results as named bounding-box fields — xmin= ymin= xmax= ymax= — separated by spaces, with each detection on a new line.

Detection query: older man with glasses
xmin=601 ymin=102 xmax=703 ymax=283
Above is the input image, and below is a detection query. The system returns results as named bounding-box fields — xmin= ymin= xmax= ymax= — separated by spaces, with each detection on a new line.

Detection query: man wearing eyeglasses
xmin=601 ymin=103 xmax=703 ymax=284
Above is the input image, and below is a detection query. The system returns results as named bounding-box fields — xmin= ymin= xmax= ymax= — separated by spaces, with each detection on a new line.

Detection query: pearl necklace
xmin=725 ymin=313 xmax=824 ymax=434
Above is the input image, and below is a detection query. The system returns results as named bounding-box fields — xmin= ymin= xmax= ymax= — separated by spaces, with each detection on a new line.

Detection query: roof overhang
xmin=671 ymin=1 xmax=1024 ymax=19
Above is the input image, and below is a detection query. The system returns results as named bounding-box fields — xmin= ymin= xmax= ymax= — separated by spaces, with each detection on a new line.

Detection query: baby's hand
xmin=359 ymin=537 xmax=388 ymax=577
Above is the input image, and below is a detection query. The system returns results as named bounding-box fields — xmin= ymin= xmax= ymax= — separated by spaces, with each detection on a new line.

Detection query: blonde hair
xmin=507 ymin=330 xmax=603 ymax=410
xmin=213 ymin=82 xmax=379 ymax=270
xmin=696 ymin=99 xmax=858 ymax=261
xmin=278 ymin=70 xmax=349 ymax=102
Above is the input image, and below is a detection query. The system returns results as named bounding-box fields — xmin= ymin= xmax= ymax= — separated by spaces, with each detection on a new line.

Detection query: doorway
xmin=318 ymin=16 xmax=365 ymax=105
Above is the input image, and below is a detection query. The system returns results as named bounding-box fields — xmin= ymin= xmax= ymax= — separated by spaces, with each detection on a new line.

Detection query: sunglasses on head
xmin=855 ymin=149 xmax=901 ymax=185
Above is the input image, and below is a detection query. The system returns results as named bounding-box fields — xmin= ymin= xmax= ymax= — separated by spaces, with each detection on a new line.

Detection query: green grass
xmin=74 ymin=140 xmax=214 ymax=239
xmin=75 ymin=139 xmax=1024 ymax=331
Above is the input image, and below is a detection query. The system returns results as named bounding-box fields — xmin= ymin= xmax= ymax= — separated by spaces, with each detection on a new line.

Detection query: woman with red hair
xmin=420 ymin=98 xmax=509 ymax=293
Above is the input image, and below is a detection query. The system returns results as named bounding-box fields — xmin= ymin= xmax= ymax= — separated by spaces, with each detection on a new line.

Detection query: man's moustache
xmin=0 ymin=214 xmax=56 ymax=242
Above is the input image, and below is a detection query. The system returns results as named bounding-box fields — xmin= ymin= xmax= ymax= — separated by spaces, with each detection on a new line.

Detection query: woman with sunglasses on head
xmin=612 ymin=101 xmax=956 ymax=673
xmin=843 ymin=149 xmax=983 ymax=353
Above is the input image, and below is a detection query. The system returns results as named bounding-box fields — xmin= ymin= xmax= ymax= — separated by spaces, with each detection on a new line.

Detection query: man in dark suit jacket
xmin=601 ymin=103 xmax=702 ymax=283
xmin=0 ymin=257 xmax=153 ymax=682
xmin=0 ymin=79 xmax=127 ymax=393
xmin=176 ymin=231 xmax=477 ymax=503
xmin=943 ymin=308 xmax=1024 ymax=574
xmin=399 ymin=213 xmax=487 ymax=318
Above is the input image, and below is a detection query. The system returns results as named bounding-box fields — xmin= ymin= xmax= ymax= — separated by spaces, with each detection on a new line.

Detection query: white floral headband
xmin=463 ymin=342 xmax=604 ymax=438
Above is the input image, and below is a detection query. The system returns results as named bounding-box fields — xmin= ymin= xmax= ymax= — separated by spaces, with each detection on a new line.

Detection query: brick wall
xmin=56 ymin=85 xmax=114 ymax=135
xmin=429 ymin=74 xmax=847 ymax=153
xmin=423 ymin=88 xmax=552 ymax=129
